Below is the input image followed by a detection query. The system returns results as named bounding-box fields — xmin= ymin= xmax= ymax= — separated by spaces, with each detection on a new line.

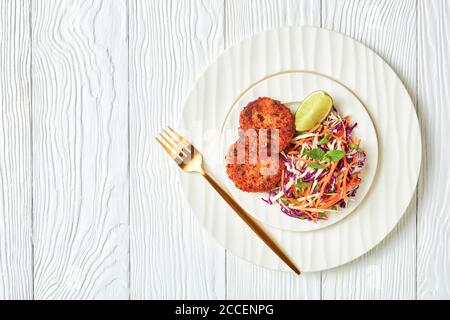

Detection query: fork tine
xmin=167 ymin=126 xmax=188 ymax=144
xmin=155 ymin=136 xmax=178 ymax=160
xmin=162 ymin=128 xmax=181 ymax=147
xmin=163 ymin=127 xmax=192 ymax=159
xmin=160 ymin=131 xmax=176 ymax=149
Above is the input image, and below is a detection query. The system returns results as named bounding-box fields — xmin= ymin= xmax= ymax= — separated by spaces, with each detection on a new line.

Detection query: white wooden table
xmin=0 ymin=0 xmax=448 ymax=300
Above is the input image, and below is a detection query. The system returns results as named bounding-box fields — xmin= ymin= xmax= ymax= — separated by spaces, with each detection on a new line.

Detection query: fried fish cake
xmin=239 ymin=97 xmax=295 ymax=151
xmin=225 ymin=137 xmax=282 ymax=193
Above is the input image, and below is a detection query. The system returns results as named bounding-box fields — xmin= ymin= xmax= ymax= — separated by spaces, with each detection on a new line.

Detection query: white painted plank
xmin=417 ymin=0 xmax=450 ymax=300
xmin=321 ymin=0 xmax=417 ymax=299
xmin=32 ymin=0 xmax=129 ymax=299
xmin=0 ymin=0 xmax=33 ymax=300
xmin=225 ymin=0 xmax=322 ymax=299
xmin=129 ymin=0 xmax=226 ymax=299
xmin=225 ymin=0 xmax=321 ymax=42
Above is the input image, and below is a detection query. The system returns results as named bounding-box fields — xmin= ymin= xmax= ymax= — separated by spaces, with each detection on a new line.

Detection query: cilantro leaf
xmin=304 ymin=148 xmax=325 ymax=160
xmin=307 ymin=162 xmax=325 ymax=170
xmin=324 ymin=149 xmax=345 ymax=162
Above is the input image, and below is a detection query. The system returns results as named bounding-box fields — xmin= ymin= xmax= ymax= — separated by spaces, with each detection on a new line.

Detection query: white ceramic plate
xmin=220 ymin=71 xmax=378 ymax=232
xmin=178 ymin=27 xmax=421 ymax=272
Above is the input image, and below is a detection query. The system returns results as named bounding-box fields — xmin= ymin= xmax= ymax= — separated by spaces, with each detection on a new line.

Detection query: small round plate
xmin=220 ymin=71 xmax=378 ymax=232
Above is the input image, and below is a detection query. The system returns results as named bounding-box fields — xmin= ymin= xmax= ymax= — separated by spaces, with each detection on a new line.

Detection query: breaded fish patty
xmin=239 ymin=97 xmax=295 ymax=151
xmin=225 ymin=137 xmax=282 ymax=192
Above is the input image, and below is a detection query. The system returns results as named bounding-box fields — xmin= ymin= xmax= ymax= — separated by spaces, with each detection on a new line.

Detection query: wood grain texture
xmin=225 ymin=0 xmax=321 ymax=43
xmin=0 ymin=0 xmax=446 ymax=300
xmin=224 ymin=0 xmax=322 ymax=299
xmin=321 ymin=0 xmax=417 ymax=299
xmin=32 ymin=0 xmax=129 ymax=299
xmin=417 ymin=0 xmax=450 ymax=300
xmin=0 ymin=0 xmax=33 ymax=299
xmin=129 ymin=0 xmax=226 ymax=299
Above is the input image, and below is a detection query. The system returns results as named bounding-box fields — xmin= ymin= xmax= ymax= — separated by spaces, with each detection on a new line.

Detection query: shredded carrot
xmin=304 ymin=184 xmax=312 ymax=199
xmin=303 ymin=210 xmax=317 ymax=222
xmin=318 ymin=195 xmax=340 ymax=209
xmin=317 ymin=161 xmax=338 ymax=205
xmin=296 ymin=137 xmax=315 ymax=145
xmin=342 ymin=157 xmax=349 ymax=200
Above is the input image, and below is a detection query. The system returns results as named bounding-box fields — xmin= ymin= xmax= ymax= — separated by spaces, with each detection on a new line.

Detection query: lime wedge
xmin=295 ymin=91 xmax=333 ymax=131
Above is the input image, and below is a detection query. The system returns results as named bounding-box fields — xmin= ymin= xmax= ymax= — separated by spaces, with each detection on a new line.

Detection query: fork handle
xmin=202 ymin=172 xmax=301 ymax=275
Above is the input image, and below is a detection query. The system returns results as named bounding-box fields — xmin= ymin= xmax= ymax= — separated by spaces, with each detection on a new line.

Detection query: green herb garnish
xmin=349 ymin=142 xmax=362 ymax=152
xmin=304 ymin=148 xmax=325 ymax=160
xmin=323 ymin=149 xmax=346 ymax=162
xmin=280 ymin=197 xmax=289 ymax=203
xmin=319 ymin=133 xmax=331 ymax=145
xmin=305 ymin=147 xmax=345 ymax=163
xmin=296 ymin=180 xmax=310 ymax=191
xmin=307 ymin=162 xmax=325 ymax=170
xmin=318 ymin=212 xmax=328 ymax=218
xmin=301 ymin=147 xmax=307 ymax=156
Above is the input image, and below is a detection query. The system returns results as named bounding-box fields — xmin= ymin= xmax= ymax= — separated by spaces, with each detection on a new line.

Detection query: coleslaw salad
xmin=262 ymin=107 xmax=366 ymax=222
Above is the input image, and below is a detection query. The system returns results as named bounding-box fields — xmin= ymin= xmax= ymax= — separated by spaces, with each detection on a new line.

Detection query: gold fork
xmin=156 ymin=126 xmax=301 ymax=275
